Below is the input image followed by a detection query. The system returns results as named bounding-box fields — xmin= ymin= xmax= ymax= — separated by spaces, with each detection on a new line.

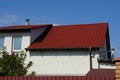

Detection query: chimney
xmin=25 ymin=19 xmax=30 ymax=25
xmin=111 ymin=48 xmax=115 ymax=59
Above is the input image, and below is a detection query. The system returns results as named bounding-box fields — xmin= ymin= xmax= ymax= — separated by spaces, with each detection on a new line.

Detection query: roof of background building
xmin=86 ymin=69 xmax=115 ymax=76
xmin=0 ymin=24 xmax=52 ymax=30
xmin=113 ymin=57 xmax=120 ymax=62
xmin=28 ymin=23 xmax=108 ymax=50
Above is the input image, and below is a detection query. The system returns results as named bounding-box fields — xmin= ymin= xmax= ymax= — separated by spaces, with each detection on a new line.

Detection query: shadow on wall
xmin=29 ymin=49 xmax=90 ymax=57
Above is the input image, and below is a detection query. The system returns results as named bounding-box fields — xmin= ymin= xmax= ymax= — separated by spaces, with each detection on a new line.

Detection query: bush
xmin=0 ymin=47 xmax=35 ymax=76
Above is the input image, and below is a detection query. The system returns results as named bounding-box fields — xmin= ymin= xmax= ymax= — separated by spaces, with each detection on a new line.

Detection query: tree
xmin=0 ymin=47 xmax=35 ymax=76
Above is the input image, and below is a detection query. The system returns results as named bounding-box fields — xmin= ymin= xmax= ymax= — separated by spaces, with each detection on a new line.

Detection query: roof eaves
xmin=26 ymin=47 xmax=102 ymax=51
xmin=0 ymin=24 xmax=53 ymax=31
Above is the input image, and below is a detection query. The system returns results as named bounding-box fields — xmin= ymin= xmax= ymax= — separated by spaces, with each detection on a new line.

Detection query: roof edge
xmin=53 ymin=22 xmax=108 ymax=27
xmin=26 ymin=47 xmax=102 ymax=51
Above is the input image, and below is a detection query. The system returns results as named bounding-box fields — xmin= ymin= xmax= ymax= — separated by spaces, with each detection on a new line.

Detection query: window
xmin=12 ymin=36 xmax=22 ymax=51
xmin=0 ymin=36 xmax=4 ymax=49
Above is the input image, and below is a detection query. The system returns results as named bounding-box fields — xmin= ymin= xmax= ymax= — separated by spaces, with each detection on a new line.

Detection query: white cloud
xmin=0 ymin=14 xmax=18 ymax=26
xmin=53 ymin=24 xmax=59 ymax=26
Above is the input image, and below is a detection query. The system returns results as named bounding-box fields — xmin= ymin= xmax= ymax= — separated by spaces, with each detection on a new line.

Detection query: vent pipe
xmin=25 ymin=19 xmax=30 ymax=25
xmin=111 ymin=48 xmax=115 ymax=59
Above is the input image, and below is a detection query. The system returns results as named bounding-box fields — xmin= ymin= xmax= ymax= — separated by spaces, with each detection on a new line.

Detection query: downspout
xmin=89 ymin=47 xmax=92 ymax=70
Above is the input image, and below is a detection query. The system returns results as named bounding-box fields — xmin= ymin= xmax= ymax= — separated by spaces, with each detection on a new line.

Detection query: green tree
xmin=0 ymin=47 xmax=35 ymax=76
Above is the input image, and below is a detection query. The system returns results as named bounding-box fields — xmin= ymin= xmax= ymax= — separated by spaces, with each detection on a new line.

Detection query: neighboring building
xmin=0 ymin=22 xmax=115 ymax=76
xmin=86 ymin=69 xmax=115 ymax=76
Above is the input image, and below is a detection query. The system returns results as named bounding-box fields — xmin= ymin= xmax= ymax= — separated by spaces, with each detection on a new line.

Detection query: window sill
xmin=12 ymin=50 xmax=22 ymax=53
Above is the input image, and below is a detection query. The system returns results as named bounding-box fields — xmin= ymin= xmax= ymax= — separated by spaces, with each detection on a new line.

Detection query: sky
xmin=0 ymin=0 xmax=120 ymax=57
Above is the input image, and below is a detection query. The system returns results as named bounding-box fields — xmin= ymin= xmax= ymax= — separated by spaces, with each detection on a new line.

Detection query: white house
xmin=0 ymin=22 xmax=115 ymax=76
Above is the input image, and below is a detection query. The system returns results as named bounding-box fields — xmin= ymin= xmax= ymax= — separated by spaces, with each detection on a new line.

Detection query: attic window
xmin=12 ymin=36 xmax=22 ymax=51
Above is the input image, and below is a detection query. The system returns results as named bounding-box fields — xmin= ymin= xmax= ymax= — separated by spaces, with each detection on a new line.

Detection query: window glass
xmin=13 ymin=36 xmax=22 ymax=50
xmin=0 ymin=36 xmax=4 ymax=49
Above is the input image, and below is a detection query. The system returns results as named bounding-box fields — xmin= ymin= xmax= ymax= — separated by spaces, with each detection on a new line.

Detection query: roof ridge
xmin=53 ymin=22 xmax=108 ymax=27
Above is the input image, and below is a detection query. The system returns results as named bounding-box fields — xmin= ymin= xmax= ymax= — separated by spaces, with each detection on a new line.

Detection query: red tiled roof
xmin=28 ymin=23 xmax=108 ymax=50
xmin=113 ymin=57 xmax=120 ymax=62
xmin=0 ymin=24 xmax=52 ymax=30
xmin=86 ymin=69 xmax=115 ymax=76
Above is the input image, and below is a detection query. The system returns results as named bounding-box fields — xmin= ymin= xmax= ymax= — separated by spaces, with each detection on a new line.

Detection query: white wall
xmin=99 ymin=63 xmax=115 ymax=69
xmin=28 ymin=50 xmax=99 ymax=76
xmin=92 ymin=51 xmax=99 ymax=69
xmin=21 ymin=34 xmax=30 ymax=50
xmin=4 ymin=35 xmax=12 ymax=52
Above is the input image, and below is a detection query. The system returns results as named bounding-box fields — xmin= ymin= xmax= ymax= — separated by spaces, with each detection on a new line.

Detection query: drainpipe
xmin=89 ymin=47 xmax=92 ymax=70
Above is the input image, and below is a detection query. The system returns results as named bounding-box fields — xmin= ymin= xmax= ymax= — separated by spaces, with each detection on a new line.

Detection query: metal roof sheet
xmin=28 ymin=23 xmax=108 ymax=49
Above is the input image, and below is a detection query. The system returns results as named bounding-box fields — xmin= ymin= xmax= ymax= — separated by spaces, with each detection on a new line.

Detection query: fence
xmin=0 ymin=76 xmax=115 ymax=80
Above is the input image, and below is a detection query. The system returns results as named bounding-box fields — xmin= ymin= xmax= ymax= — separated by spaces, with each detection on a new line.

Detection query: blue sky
xmin=0 ymin=0 xmax=120 ymax=57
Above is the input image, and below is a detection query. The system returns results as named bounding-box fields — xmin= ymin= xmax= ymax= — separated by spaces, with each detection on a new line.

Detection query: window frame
xmin=12 ymin=35 xmax=22 ymax=51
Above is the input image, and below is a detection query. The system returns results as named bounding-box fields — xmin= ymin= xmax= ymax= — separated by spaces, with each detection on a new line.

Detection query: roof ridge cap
xmin=53 ymin=22 xmax=108 ymax=27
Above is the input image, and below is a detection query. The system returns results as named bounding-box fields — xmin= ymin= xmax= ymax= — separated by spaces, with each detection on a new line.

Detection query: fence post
xmin=114 ymin=57 xmax=120 ymax=80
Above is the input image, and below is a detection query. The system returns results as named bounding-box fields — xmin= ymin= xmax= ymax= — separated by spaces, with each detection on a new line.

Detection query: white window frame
xmin=12 ymin=35 xmax=22 ymax=51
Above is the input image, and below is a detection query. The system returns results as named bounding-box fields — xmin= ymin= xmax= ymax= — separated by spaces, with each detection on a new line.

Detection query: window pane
xmin=13 ymin=36 xmax=22 ymax=50
xmin=0 ymin=36 xmax=4 ymax=49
